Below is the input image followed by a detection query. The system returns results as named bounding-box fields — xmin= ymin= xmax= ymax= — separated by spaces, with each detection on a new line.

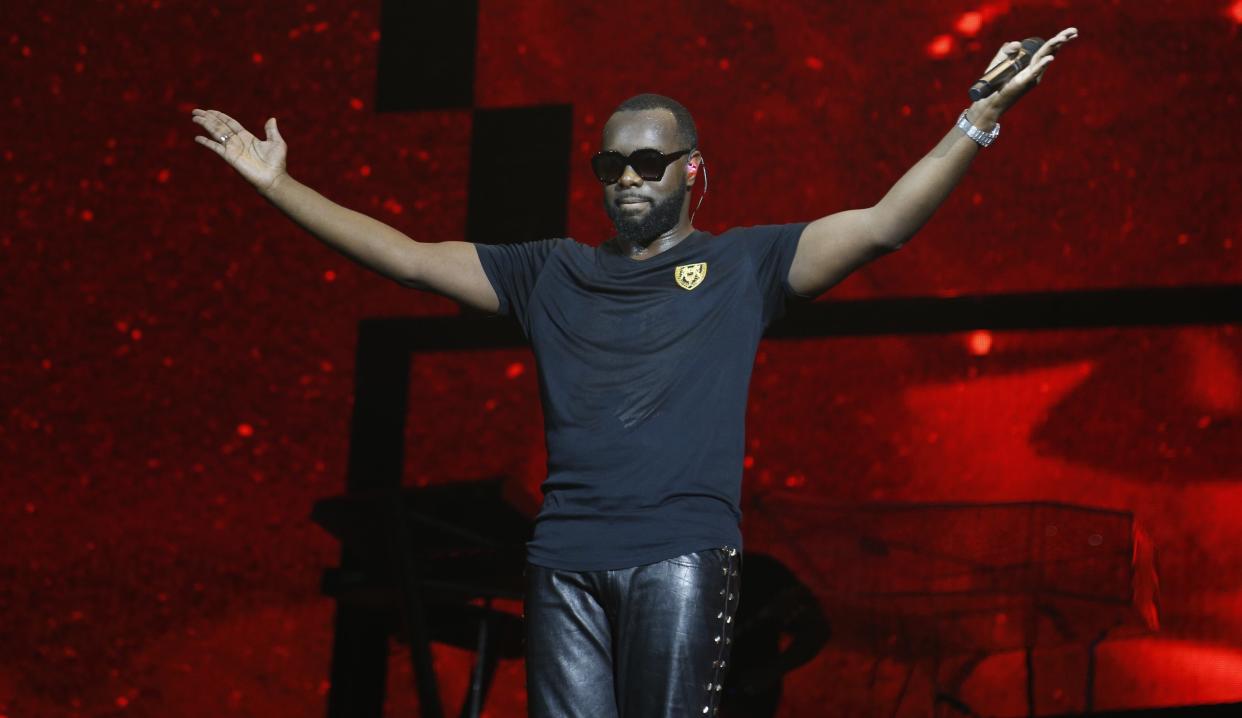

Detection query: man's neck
xmin=616 ymin=222 xmax=695 ymax=260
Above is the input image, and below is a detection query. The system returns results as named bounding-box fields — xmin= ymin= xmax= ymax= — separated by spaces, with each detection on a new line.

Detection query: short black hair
xmin=612 ymin=93 xmax=698 ymax=150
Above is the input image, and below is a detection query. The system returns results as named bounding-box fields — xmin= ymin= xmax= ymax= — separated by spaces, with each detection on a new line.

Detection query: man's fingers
xmin=987 ymin=27 xmax=1071 ymax=101
xmin=1019 ymin=55 xmax=1052 ymax=82
xmin=194 ymin=135 xmax=226 ymax=157
xmin=1033 ymin=54 xmax=1055 ymax=84
xmin=989 ymin=43 xmax=1018 ymax=67
xmin=209 ymin=109 xmax=247 ymax=136
xmin=192 ymin=111 xmax=239 ymax=143
xmin=1033 ymin=27 xmax=1078 ymax=63
xmin=199 ymin=110 xmax=228 ymax=135
xmin=988 ymin=41 xmax=1022 ymax=70
xmin=1031 ymin=40 xmax=1057 ymax=64
xmin=1012 ymin=54 xmax=1054 ymax=92
xmin=192 ymin=114 xmax=224 ymax=141
xmin=199 ymin=109 xmax=248 ymax=141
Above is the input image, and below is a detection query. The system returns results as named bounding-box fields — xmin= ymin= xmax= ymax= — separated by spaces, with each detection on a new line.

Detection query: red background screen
xmin=4 ymin=1 xmax=1240 ymax=716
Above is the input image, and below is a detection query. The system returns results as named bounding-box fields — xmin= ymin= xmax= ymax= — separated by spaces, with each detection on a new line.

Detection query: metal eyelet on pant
xmin=702 ymin=547 xmax=739 ymax=715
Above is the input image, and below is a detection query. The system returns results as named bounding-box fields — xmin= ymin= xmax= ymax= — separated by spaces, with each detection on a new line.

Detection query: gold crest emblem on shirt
xmin=674 ymin=262 xmax=707 ymax=290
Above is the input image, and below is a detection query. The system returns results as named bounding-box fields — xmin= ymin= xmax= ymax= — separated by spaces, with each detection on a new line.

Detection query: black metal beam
xmin=375 ymin=0 xmax=478 ymax=111
xmin=361 ymin=283 xmax=1242 ymax=353
xmin=771 ymin=283 xmax=1242 ymax=338
xmin=467 ymin=104 xmax=574 ymax=246
xmin=1048 ymin=701 xmax=1242 ymax=717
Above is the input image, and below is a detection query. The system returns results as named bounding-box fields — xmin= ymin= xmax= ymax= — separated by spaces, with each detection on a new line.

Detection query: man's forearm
xmin=870 ymin=107 xmax=999 ymax=248
xmin=259 ymin=173 xmax=418 ymax=285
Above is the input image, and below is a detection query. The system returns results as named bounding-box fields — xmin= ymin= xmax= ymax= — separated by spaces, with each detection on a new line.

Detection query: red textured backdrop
xmin=4 ymin=1 xmax=1241 ymax=716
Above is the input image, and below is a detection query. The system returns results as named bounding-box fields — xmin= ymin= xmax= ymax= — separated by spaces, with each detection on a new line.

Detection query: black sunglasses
xmin=591 ymin=148 xmax=692 ymax=184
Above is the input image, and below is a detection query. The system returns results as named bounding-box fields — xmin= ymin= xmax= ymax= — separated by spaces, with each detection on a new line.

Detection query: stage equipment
xmin=313 ymin=477 xmax=531 ymax=718
xmin=745 ymin=495 xmax=1159 ymax=717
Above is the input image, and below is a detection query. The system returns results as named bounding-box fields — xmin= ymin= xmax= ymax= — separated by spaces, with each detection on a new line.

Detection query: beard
xmin=605 ymin=190 xmax=686 ymax=246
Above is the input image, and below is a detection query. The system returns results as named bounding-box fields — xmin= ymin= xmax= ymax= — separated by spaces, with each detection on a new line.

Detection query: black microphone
xmin=969 ymin=37 xmax=1045 ymax=101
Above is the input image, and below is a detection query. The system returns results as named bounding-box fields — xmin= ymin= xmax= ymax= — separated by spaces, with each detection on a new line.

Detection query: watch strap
xmin=956 ymin=109 xmax=1000 ymax=147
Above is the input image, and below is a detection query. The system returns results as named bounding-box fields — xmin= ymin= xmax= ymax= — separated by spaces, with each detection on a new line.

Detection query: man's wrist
xmin=965 ymin=104 xmax=1001 ymax=132
xmin=956 ymin=108 xmax=1000 ymax=148
xmin=258 ymin=171 xmax=291 ymax=200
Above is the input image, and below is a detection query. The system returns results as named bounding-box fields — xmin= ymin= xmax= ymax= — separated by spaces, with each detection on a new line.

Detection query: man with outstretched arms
xmin=191 ymin=26 xmax=1075 ymax=716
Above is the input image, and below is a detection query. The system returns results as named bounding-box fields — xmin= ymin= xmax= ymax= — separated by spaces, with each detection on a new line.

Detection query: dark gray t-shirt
xmin=474 ymin=223 xmax=810 ymax=570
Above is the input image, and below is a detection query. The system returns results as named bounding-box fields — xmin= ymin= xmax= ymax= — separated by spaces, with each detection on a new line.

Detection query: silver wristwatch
xmin=955 ymin=109 xmax=1000 ymax=147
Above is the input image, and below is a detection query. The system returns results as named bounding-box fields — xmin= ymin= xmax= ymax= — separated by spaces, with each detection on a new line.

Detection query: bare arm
xmin=257 ymin=173 xmax=499 ymax=312
xmin=190 ymin=109 xmax=499 ymax=313
xmin=786 ymin=119 xmax=987 ymax=299
xmin=787 ymin=27 xmax=1077 ymax=300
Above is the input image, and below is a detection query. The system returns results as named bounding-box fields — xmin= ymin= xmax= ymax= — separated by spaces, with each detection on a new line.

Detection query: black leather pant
xmin=524 ymin=547 xmax=742 ymax=717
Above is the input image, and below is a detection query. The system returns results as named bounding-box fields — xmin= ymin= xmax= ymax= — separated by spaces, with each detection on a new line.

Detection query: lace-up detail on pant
xmin=701 ymin=547 xmax=739 ymax=715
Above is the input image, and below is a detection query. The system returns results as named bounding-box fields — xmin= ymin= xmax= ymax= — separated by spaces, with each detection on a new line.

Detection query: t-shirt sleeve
xmin=473 ymin=238 xmax=562 ymax=327
xmin=744 ymin=222 xmax=811 ymax=326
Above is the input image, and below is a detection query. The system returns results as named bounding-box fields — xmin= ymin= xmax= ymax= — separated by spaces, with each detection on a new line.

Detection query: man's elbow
xmin=879 ymin=235 xmax=910 ymax=253
xmin=868 ymin=222 xmax=911 ymax=253
xmin=864 ymin=228 xmax=906 ymax=256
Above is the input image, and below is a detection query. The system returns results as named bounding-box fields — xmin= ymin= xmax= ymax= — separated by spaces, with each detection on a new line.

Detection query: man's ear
xmin=686 ymin=150 xmax=704 ymax=186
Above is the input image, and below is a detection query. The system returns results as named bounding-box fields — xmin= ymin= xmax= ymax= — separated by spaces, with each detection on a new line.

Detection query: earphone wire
xmin=689 ymin=161 xmax=708 ymax=224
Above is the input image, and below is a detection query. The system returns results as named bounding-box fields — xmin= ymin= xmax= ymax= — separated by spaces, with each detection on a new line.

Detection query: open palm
xmin=191 ymin=109 xmax=287 ymax=193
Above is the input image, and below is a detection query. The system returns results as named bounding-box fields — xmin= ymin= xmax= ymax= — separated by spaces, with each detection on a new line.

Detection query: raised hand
xmin=970 ymin=27 xmax=1078 ymax=121
xmin=191 ymin=109 xmax=288 ymax=194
